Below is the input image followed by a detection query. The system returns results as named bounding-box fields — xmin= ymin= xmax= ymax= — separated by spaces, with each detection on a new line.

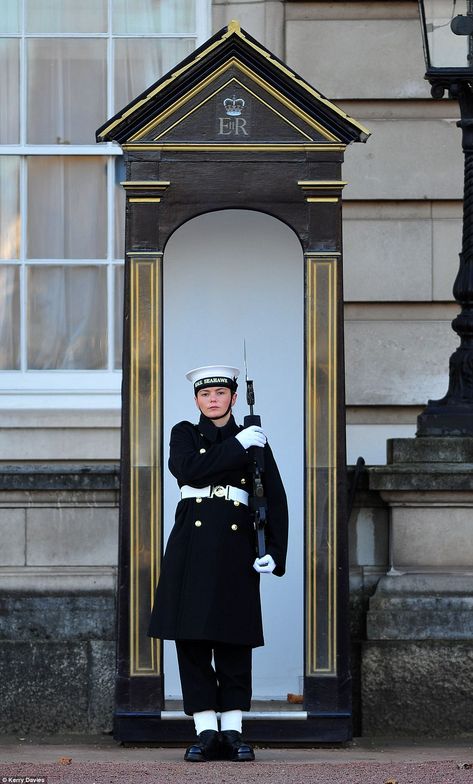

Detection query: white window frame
xmin=0 ymin=0 xmax=210 ymax=409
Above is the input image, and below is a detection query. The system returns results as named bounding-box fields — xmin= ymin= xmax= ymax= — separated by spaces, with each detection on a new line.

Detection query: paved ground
xmin=0 ymin=735 xmax=473 ymax=783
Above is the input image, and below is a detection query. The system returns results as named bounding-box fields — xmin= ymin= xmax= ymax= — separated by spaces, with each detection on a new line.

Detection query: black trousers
xmin=175 ymin=639 xmax=253 ymax=716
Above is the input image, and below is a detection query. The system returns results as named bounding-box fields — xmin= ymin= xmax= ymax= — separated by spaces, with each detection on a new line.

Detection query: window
xmin=0 ymin=0 xmax=208 ymax=407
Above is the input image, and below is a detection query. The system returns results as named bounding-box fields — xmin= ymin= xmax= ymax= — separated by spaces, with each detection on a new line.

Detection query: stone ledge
xmin=368 ymin=610 xmax=473 ymax=640
xmin=0 ymin=594 xmax=115 ymax=641
xmin=0 ymin=567 xmax=117 ymax=593
xmin=0 ymin=464 xmax=120 ymax=491
xmin=367 ymin=574 xmax=473 ymax=640
xmin=369 ymin=463 xmax=473 ymax=492
xmin=388 ymin=437 xmax=473 ymax=464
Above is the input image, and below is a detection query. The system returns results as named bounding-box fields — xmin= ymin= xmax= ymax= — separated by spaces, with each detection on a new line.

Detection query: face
xmin=195 ymin=386 xmax=237 ymax=425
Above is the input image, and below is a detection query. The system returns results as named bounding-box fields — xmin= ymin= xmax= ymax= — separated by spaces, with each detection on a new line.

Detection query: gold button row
xmin=194 ymin=520 xmax=238 ymax=531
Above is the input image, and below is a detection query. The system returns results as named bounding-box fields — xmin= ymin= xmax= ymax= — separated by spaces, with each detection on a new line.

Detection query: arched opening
xmin=162 ymin=209 xmax=304 ymax=706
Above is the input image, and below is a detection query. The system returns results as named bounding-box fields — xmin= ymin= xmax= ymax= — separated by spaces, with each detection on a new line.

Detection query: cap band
xmin=194 ymin=376 xmax=238 ymax=392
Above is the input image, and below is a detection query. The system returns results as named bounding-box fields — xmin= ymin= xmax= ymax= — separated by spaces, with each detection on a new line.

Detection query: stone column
xmin=363 ymin=438 xmax=473 ymax=736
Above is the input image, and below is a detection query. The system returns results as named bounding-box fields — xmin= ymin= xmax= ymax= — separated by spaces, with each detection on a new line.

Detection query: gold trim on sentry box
xmin=305 ymin=256 xmax=338 ymax=676
xmin=152 ymin=62 xmax=338 ymax=142
xmin=122 ymin=144 xmax=346 ymax=152
xmin=130 ymin=257 xmax=161 ymax=677
xmin=129 ymin=198 xmax=161 ymax=203
xmin=306 ymin=197 xmax=339 ymax=203
xmin=152 ymin=76 xmax=314 ymax=143
xmin=131 ymin=57 xmax=341 ymax=144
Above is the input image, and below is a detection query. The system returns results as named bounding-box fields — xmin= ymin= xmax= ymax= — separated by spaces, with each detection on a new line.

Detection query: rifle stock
xmin=243 ymin=411 xmax=267 ymax=558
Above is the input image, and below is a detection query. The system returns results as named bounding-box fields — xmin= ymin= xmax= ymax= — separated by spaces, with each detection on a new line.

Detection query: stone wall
xmin=0 ymin=466 xmax=119 ymax=734
xmin=0 ymin=464 xmax=387 ymax=735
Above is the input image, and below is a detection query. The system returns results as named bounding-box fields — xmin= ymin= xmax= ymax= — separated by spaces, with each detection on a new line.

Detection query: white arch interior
xmin=163 ymin=209 xmax=304 ymax=701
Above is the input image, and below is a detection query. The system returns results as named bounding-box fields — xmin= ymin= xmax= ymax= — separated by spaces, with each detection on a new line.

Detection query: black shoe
xmin=184 ymin=729 xmax=221 ymax=762
xmin=220 ymin=730 xmax=255 ymax=762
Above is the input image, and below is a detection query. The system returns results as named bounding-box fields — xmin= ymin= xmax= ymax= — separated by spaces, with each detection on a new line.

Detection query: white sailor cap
xmin=185 ymin=365 xmax=240 ymax=393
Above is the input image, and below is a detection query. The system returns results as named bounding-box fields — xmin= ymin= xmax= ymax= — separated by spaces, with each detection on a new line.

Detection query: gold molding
xmin=127 ymin=251 xmax=163 ymax=257
xmin=129 ymin=198 xmax=161 ymax=203
xmin=130 ymin=258 xmax=162 ymax=677
xmin=305 ymin=256 xmax=338 ymax=676
xmin=152 ymin=75 xmax=314 ymax=143
xmin=304 ymin=251 xmax=341 ymax=256
xmin=306 ymin=197 xmax=339 ymax=203
xmin=131 ymin=58 xmax=341 ymax=144
xmin=122 ymin=143 xmax=346 ymax=153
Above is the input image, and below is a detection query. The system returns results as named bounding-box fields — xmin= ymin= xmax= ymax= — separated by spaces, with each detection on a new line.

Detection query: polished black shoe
xmin=184 ymin=729 xmax=221 ymax=762
xmin=221 ymin=730 xmax=255 ymax=762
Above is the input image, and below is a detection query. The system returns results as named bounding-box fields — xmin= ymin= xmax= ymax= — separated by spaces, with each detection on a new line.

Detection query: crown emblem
xmin=223 ymin=95 xmax=245 ymax=116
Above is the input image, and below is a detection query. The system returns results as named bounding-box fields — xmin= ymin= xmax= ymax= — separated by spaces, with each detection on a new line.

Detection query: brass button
xmin=233 ymin=501 xmax=240 ymax=507
xmin=196 ymin=497 xmax=202 ymax=504
xmin=231 ymin=524 xmax=238 ymax=531
xmin=199 ymin=448 xmax=206 ymax=454
xmin=195 ymin=520 xmax=202 ymax=527
xmin=240 ymin=478 xmax=246 ymax=485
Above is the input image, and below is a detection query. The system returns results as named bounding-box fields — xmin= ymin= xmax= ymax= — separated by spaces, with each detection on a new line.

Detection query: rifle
xmin=243 ymin=343 xmax=267 ymax=558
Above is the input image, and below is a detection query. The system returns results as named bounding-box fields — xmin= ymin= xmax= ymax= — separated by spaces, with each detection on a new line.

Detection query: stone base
xmin=362 ymin=639 xmax=473 ymax=736
xmin=364 ymin=574 xmax=473 ymax=734
xmin=0 ymin=593 xmax=115 ymax=734
xmin=0 ymin=639 xmax=115 ymax=734
xmin=367 ymin=573 xmax=473 ymax=639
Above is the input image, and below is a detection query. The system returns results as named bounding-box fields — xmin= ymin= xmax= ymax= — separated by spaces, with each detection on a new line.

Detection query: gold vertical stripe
xmin=305 ymin=256 xmax=338 ymax=676
xmin=149 ymin=261 xmax=155 ymax=672
xmin=305 ymin=258 xmax=317 ymax=675
xmin=151 ymin=259 xmax=162 ymax=673
xmin=129 ymin=261 xmax=136 ymax=675
xmin=330 ymin=262 xmax=338 ymax=673
xmin=130 ymin=259 xmax=161 ymax=677
xmin=327 ymin=262 xmax=331 ymax=671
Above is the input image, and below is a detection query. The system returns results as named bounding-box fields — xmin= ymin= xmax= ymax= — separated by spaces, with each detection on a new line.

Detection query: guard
xmin=148 ymin=365 xmax=288 ymax=761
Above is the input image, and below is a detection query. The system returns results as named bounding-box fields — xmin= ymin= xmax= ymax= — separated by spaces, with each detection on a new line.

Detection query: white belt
xmin=180 ymin=484 xmax=249 ymax=506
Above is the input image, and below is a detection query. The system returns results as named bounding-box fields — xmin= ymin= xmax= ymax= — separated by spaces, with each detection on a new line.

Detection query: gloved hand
xmin=235 ymin=425 xmax=267 ymax=450
xmin=253 ymin=554 xmax=276 ymax=574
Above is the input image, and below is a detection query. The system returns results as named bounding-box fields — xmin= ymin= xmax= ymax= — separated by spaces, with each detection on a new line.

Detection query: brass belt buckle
xmin=211 ymin=485 xmax=226 ymax=498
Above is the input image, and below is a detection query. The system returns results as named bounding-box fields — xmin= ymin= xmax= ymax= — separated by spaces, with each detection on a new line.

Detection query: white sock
xmin=220 ymin=709 xmax=243 ymax=733
xmin=193 ymin=709 xmax=218 ymax=735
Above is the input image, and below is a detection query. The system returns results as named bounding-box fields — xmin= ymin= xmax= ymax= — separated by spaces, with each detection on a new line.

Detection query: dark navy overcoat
xmin=148 ymin=413 xmax=288 ymax=647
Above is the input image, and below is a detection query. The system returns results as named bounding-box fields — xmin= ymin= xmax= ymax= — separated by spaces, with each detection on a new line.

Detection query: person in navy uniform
xmin=148 ymin=365 xmax=288 ymax=762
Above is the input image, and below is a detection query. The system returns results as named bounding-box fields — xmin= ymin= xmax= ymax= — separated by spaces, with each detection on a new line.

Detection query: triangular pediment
xmin=130 ymin=63 xmax=337 ymax=145
xmin=96 ymin=21 xmax=369 ymax=147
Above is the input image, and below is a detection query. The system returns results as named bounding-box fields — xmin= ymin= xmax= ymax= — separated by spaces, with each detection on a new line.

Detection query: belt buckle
xmin=211 ymin=485 xmax=226 ymax=498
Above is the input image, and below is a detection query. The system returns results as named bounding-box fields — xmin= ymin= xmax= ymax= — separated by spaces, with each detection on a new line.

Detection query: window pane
xmin=0 ymin=1 xmax=20 ymax=33
xmin=0 ymin=157 xmax=20 ymax=258
xmin=113 ymin=0 xmax=195 ymax=34
xmin=26 ymin=0 xmax=107 ymax=33
xmin=28 ymin=265 xmax=107 ymax=369
xmin=27 ymin=39 xmax=107 ymax=144
xmin=114 ymin=38 xmax=194 ymax=112
xmin=0 ymin=39 xmax=19 ymax=143
xmin=28 ymin=157 xmax=106 ymax=259
xmin=114 ymin=265 xmax=124 ymax=369
xmin=0 ymin=265 xmax=20 ymax=369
